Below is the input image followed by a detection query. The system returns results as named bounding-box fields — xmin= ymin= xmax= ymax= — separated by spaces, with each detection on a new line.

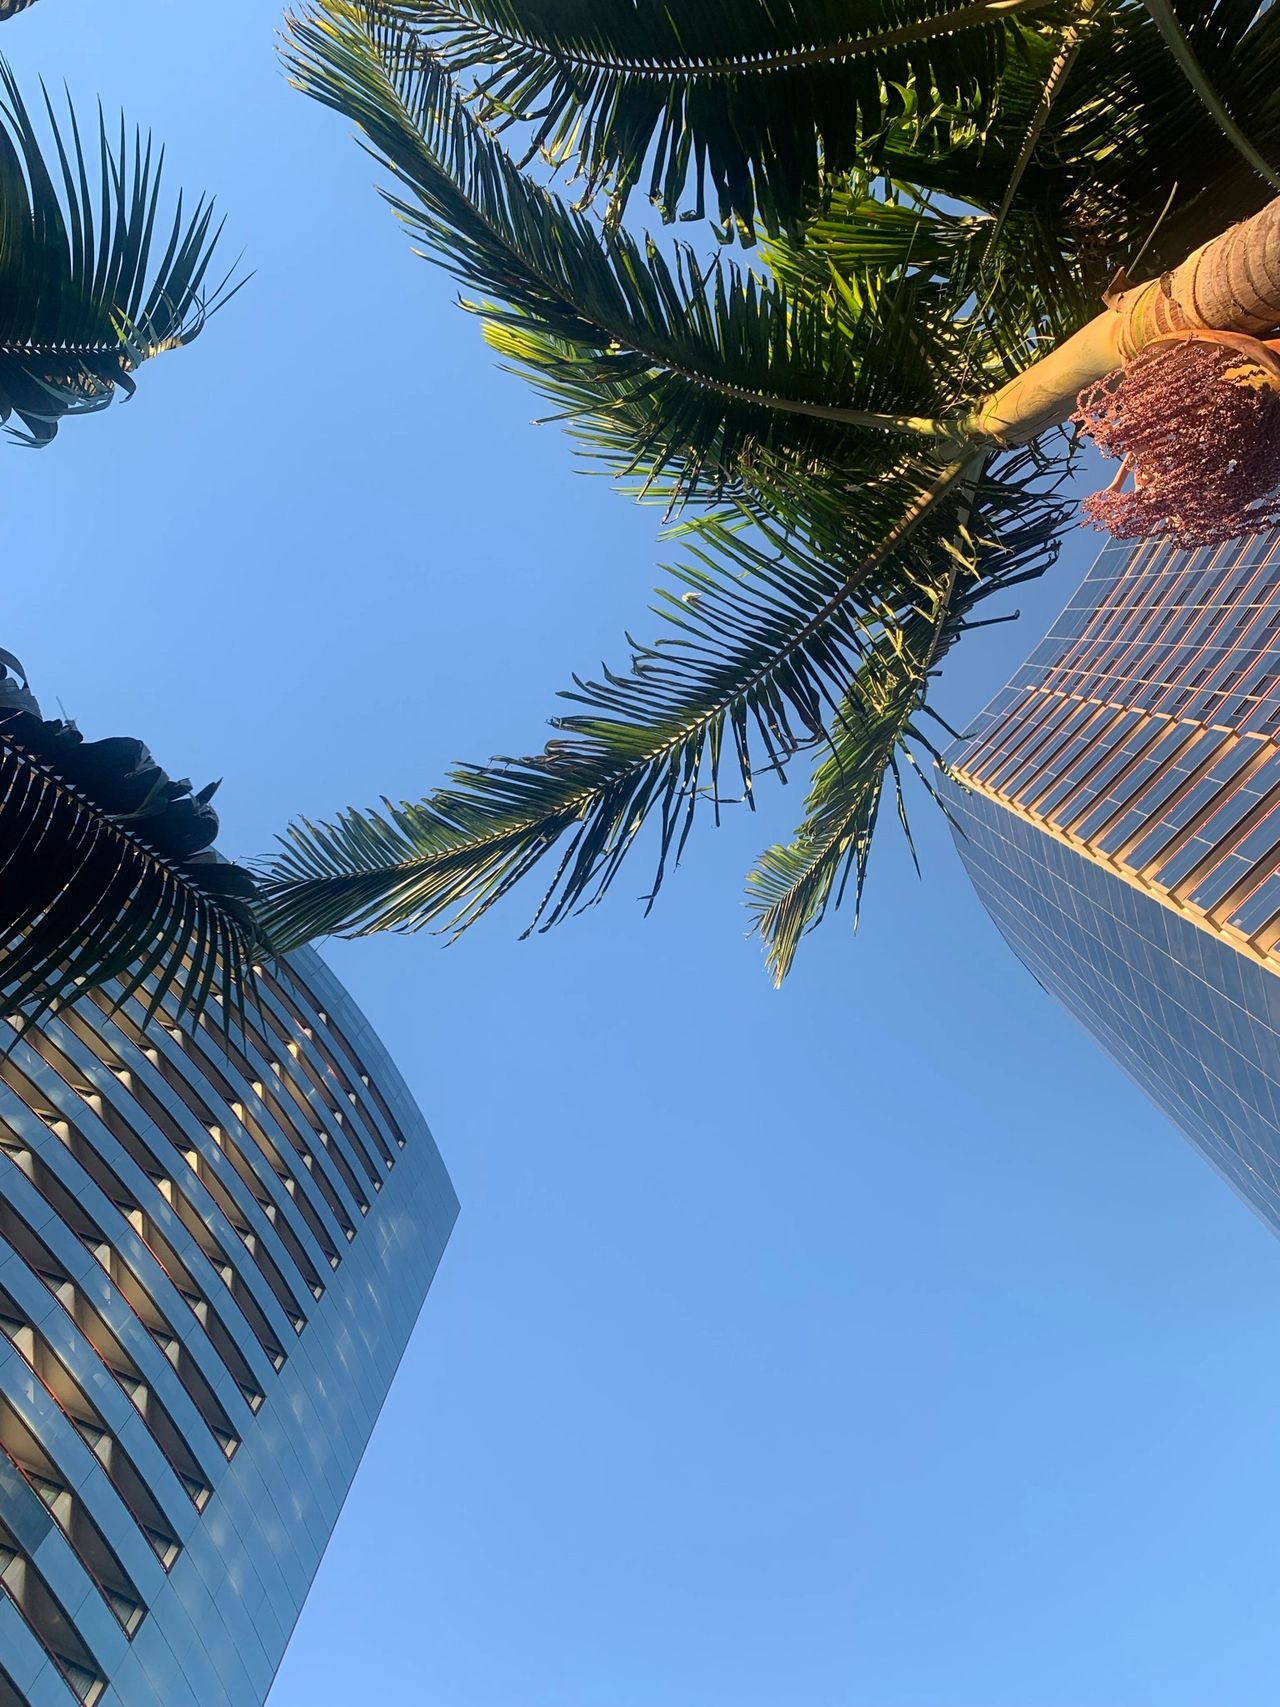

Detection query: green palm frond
xmin=746 ymin=604 xmax=957 ymax=988
xmin=745 ymin=457 xmax=1057 ymax=982
xmin=284 ymin=3 xmax=968 ymax=503
xmin=260 ymin=447 xmax=1069 ymax=951
xmin=882 ymin=0 xmax=1280 ymax=294
xmin=0 ymin=62 xmax=238 ymax=445
xmin=760 ymin=174 xmax=1098 ymax=426
xmin=260 ymin=456 xmax=980 ymax=947
xmin=1139 ymin=0 xmax=1280 ymax=195
xmin=481 ymin=182 xmax=1029 ymax=500
xmin=1110 ymin=0 xmax=1280 ymax=262
xmin=480 ymin=275 xmax=958 ymax=504
xmin=0 ymin=657 xmax=264 ymax=1032
xmin=374 ymin=0 xmax=1067 ymax=240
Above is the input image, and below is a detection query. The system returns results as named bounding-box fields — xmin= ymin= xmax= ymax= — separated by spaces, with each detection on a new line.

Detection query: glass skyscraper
xmin=0 ymin=946 xmax=457 ymax=1707
xmin=943 ymin=529 xmax=1280 ymax=1232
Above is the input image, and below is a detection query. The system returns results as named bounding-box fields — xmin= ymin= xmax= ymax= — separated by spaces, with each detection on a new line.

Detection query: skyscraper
xmin=0 ymin=945 xmax=457 ymax=1707
xmin=943 ymin=528 xmax=1280 ymax=1233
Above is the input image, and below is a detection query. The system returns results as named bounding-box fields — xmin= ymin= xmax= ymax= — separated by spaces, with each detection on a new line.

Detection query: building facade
xmin=943 ymin=528 xmax=1280 ymax=1233
xmin=0 ymin=946 xmax=457 ymax=1707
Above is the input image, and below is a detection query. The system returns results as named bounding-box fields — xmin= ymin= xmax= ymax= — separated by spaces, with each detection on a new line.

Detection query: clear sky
xmin=8 ymin=6 xmax=1280 ymax=1705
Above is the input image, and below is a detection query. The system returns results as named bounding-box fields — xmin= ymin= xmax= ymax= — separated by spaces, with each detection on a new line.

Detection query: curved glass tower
xmin=0 ymin=946 xmax=457 ymax=1707
xmin=944 ymin=529 xmax=1280 ymax=1232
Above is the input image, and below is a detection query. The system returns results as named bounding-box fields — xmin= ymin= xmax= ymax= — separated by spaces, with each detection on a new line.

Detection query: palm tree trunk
xmin=970 ymin=194 xmax=1280 ymax=446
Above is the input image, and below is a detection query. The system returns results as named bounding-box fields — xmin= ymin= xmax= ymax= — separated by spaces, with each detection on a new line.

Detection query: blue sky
xmin=8 ymin=6 xmax=1280 ymax=1704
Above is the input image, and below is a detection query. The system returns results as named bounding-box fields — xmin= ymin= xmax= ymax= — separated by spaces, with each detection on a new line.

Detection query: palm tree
xmin=0 ymin=58 xmax=249 ymax=1032
xmin=0 ymin=61 xmax=238 ymax=444
xmin=261 ymin=0 xmax=1280 ymax=983
xmin=0 ymin=653 xmax=264 ymax=1032
xmin=0 ymin=3 xmax=40 ymax=19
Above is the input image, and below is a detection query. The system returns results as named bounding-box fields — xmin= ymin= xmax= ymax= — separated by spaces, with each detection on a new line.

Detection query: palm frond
xmin=0 ymin=657 xmax=264 ymax=1033
xmin=260 ymin=446 xmax=1069 ymax=951
xmin=0 ymin=1 xmax=40 ymax=19
xmin=881 ymin=0 xmax=1280 ymax=297
xmin=0 ymin=62 xmax=238 ymax=445
xmin=375 ymin=0 xmax=1068 ymax=240
xmin=480 ymin=281 xmax=957 ymax=504
xmin=1138 ymin=0 xmax=1280 ymax=195
xmin=760 ymin=173 xmax=1097 ymax=385
xmin=745 ymin=451 xmax=1061 ymax=981
xmin=480 ymin=181 xmax=1035 ymax=499
xmin=285 ymin=3 xmax=969 ymax=503
xmin=746 ymin=605 xmax=954 ymax=988
xmin=260 ymin=456 xmax=979 ymax=946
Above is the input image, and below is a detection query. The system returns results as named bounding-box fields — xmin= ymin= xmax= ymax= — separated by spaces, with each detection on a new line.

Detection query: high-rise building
xmin=0 ymin=945 xmax=457 ymax=1707
xmin=943 ymin=528 xmax=1280 ymax=1233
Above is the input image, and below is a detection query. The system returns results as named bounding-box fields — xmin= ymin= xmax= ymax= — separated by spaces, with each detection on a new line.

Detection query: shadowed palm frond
xmin=1139 ymin=0 xmax=1280 ymax=196
xmin=0 ymin=656 xmax=265 ymax=1033
xmin=0 ymin=61 xmax=239 ymax=445
xmin=373 ymin=0 xmax=1068 ymax=240
xmin=0 ymin=1 xmax=40 ymax=20
xmin=260 ymin=445 xmax=1070 ymax=953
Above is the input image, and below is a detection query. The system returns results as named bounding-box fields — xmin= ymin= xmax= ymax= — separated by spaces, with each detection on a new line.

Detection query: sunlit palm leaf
xmin=376 ymin=0 xmax=1068 ymax=240
xmin=480 ymin=289 xmax=954 ymax=504
xmin=0 ymin=658 xmax=264 ymax=1032
xmin=0 ymin=61 xmax=237 ymax=444
xmin=480 ymin=188 xmax=1007 ymax=499
xmin=284 ymin=3 xmax=965 ymax=503
xmin=766 ymin=176 xmax=1094 ymax=369
xmin=882 ymin=0 xmax=1280 ymax=296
